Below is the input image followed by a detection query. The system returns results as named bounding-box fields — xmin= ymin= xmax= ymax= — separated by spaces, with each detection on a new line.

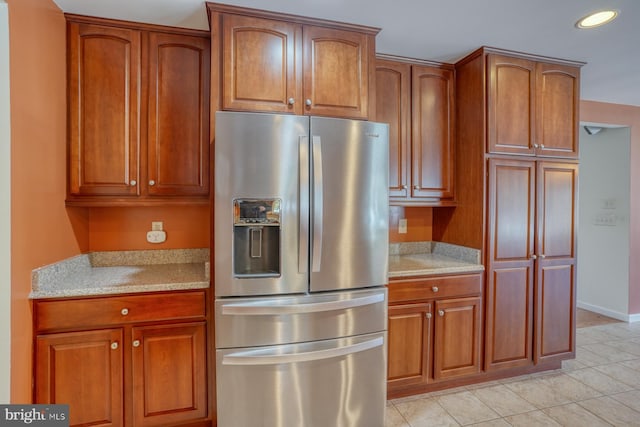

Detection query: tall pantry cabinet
xmin=435 ymin=47 xmax=583 ymax=373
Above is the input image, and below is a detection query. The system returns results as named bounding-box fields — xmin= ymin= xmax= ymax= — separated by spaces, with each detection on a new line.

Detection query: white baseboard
xmin=577 ymin=300 xmax=639 ymax=323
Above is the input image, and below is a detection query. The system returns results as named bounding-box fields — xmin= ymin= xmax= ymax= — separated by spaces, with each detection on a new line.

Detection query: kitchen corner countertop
xmin=30 ymin=248 xmax=210 ymax=299
xmin=388 ymin=241 xmax=484 ymax=278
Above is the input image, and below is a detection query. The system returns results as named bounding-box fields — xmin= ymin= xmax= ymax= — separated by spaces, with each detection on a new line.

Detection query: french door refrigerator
xmin=214 ymin=111 xmax=389 ymax=427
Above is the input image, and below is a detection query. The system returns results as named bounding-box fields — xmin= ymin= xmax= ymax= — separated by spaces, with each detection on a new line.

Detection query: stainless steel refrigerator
xmin=214 ymin=111 xmax=389 ymax=427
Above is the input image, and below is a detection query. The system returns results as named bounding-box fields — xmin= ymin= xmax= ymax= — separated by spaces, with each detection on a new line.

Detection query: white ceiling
xmin=52 ymin=0 xmax=640 ymax=107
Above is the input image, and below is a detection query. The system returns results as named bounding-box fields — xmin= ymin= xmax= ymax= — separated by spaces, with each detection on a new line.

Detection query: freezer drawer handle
xmin=222 ymin=336 xmax=383 ymax=366
xmin=221 ymin=292 xmax=384 ymax=316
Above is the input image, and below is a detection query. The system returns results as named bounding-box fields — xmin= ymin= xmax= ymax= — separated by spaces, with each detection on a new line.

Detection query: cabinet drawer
xmin=389 ymin=274 xmax=482 ymax=303
xmin=35 ymin=291 xmax=206 ymax=332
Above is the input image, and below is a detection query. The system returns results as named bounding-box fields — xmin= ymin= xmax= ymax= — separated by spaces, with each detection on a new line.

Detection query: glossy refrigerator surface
xmin=213 ymin=111 xmax=389 ymax=427
xmin=214 ymin=111 xmax=389 ymax=297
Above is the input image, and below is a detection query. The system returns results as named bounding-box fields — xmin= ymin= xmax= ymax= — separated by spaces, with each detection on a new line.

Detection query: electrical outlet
xmin=147 ymin=230 xmax=167 ymax=243
xmin=398 ymin=218 xmax=408 ymax=234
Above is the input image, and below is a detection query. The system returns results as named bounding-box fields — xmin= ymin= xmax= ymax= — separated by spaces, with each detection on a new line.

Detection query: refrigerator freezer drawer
xmin=216 ymin=331 xmax=387 ymax=427
xmin=215 ymin=288 xmax=387 ymax=348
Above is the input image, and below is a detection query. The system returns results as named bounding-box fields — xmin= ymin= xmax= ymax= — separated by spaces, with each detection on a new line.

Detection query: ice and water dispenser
xmin=233 ymin=199 xmax=281 ymax=277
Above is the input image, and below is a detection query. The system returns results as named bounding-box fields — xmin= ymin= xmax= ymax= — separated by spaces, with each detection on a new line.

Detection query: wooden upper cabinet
xmin=220 ymin=14 xmax=302 ymax=114
xmin=536 ymin=63 xmax=580 ymax=158
xmin=211 ymin=3 xmax=378 ymax=119
xmin=375 ymin=60 xmax=410 ymax=198
xmin=486 ymin=52 xmax=580 ymax=159
xmin=66 ymin=16 xmax=210 ymax=206
xmin=375 ymin=57 xmax=455 ymax=205
xmin=487 ymin=54 xmax=536 ymax=156
xmin=303 ymin=26 xmax=370 ymax=118
xmin=411 ymin=65 xmax=455 ymax=200
xmin=147 ymin=32 xmax=210 ymax=197
xmin=68 ymin=22 xmax=141 ymax=197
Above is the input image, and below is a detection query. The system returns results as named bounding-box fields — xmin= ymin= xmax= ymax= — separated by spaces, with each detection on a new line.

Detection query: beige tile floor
xmin=385 ymin=318 xmax=640 ymax=426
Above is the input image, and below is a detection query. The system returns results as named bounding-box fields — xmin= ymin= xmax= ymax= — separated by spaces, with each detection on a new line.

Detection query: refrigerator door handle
xmin=299 ymin=135 xmax=310 ymax=274
xmin=311 ymin=135 xmax=323 ymax=272
xmin=221 ymin=292 xmax=384 ymax=316
xmin=221 ymin=336 xmax=383 ymax=366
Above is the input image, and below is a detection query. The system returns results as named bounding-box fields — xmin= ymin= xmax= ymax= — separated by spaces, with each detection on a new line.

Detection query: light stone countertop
xmin=30 ymin=249 xmax=209 ymax=299
xmin=388 ymin=242 xmax=483 ymax=278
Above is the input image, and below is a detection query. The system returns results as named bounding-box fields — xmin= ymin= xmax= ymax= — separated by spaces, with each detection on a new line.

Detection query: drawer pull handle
xmin=121 ymin=308 xmax=129 ymax=316
xmin=432 ymin=286 xmax=439 ymax=293
xmin=426 ymin=312 xmax=432 ymax=319
xmin=110 ymin=342 xmax=118 ymax=350
xmin=133 ymin=340 xmax=141 ymax=348
xmin=438 ymin=310 xmax=445 ymax=317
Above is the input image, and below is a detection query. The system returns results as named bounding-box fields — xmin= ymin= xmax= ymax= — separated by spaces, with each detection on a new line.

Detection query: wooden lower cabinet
xmin=387 ymin=274 xmax=482 ymax=395
xmin=36 ymin=329 xmax=123 ymax=427
xmin=132 ymin=323 xmax=207 ymax=427
xmin=34 ymin=291 xmax=209 ymax=427
xmin=387 ymin=303 xmax=432 ymax=388
xmin=433 ymin=297 xmax=481 ymax=380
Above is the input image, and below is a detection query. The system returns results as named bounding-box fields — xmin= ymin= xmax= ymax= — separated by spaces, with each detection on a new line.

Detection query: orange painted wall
xmin=8 ymin=0 xmax=86 ymax=402
xmin=89 ymin=206 xmax=210 ymax=251
xmin=580 ymin=101 xmax=640 ymax=315
xmin=389 ymin=206 xmax=433 ymax=243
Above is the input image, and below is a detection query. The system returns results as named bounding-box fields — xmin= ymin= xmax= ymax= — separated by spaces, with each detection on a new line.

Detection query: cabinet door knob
xmin=133 ymin=340 xmax=141 ymax=348
xmin=110 ymin=342 xmax=119 ymax=350
xmin=129 ymin=180 xmax=137 ymax=186
xmin=540 ymin=144 xmax=545 ymax=149
xmin=531 ymin=254 xmax=537 ymax=260
xmin=426 ymin=312 xmax=432 ymax=319
xmin=402 ymin=185 xmax=408 ymax=190
xmin=539 ymin=254 xmax=546 ymax=259
xmin=305 ymin=99 xmax=312 ymax=106
xmin=438 ymin=310 xmax=445 ymax=317
xmin=413 ymin=185 xmax=419 ymax=190
xmin=432 ymin=286 xmax=439 ymax=293
xmin=121 ymin=308 xmax=129 ymax=316
xmin=149 ymin=180 xmax=155 ymax=186
xmin=288 ymin=98 xmax=295 ymax=105
xmin=533 ymin=143 xmax=539 ymax=149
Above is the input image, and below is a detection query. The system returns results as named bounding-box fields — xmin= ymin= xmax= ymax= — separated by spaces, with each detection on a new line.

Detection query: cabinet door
xmin=487 ymin=54 xmax=536 ymax=156
xmin=433 ymin=297 xmax=481 ymax=380
xmin=147 ymin=32 xmax=210 ymax=196
xmin=303 ymin=26 xmax=369 ymax=119
xmin=221 ymin=14 xmax=302 ymax=114
xmin=536 ymin=63 xmax=580 ymax=158
xmin=535 ymin=162 xmax=578 ymax=363
xmin=131 ymin=322 xmax=207 ymax=427
xmin=375 ymin=60 xmax=411 ymax=199
xmin=35 ymin=329 xmax=123 ymax=427
xmin=387 ymin=303 xmax=432 ymax=390
xmin=68 ymin=22 xmax=141 ymax=196
xmin=485 ymin=158 xmax=535 ymax=371
xmin=411 ymin=65 xmax=455 ymax=200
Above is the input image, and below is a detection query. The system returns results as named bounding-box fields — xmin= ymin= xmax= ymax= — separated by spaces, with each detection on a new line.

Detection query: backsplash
xmin=389 ymin=241 xmax=481 ymax=265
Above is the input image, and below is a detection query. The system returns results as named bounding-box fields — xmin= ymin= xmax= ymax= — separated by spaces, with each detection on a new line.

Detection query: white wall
xmin=0 ymin=0 xmax=12 ymax=403
xmin=577 ymin=125 xmax=631 ymax=320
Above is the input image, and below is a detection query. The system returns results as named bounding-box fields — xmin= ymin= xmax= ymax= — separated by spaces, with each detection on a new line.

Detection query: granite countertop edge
xmin=30 ymin=248 xmax=210 ymax=300
xmin=388 ymin=242 xmax=484 ymax=279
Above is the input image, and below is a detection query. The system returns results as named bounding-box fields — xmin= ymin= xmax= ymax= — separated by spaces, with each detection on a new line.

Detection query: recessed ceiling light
xmin=576 ymin=10 xmax=619 ymax=29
